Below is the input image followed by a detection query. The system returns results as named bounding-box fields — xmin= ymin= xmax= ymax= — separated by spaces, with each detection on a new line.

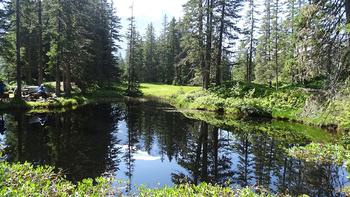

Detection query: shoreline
xmin=139 ymin=83 xmax=347 ymax=132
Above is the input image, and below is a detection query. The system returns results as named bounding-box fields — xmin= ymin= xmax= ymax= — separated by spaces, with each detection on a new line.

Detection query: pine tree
xmin=272 ymin=0 xmax=282 ymax=90
xmin=246 ymin=0 xmax=257 ymax=84
xmin=143 ymin=23 xmax=157 ymax=82
xmin=255 ymin=0 xmax=273 ymax=86
xmin=37 ymin=0 xmax=43 ymax=85
xmin=182 ymin=0 xmax=206 ymax=86
xmin=213 ymin=0 xmax=243 ymax=85
xmin=15 ymin=0 xmax=22 ymax=99
xmin=126 ymin=3 xmax=140 ymax=96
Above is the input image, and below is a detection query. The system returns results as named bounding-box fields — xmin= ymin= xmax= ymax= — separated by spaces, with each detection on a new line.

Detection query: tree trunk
xmin=64 ymin=1 xmax=72 ymax=97
xmin=15 ymin=0 xmax=22 ymax=99
xmin=56 ymin=1 xmax=62 ymax=97
xmin=275 ymin=0 xmax=279 ymax=90
xmin=38 ymin=0 xmax=43 ymax=85
xmin=65 ymin=65 xmax=72 ymax=96
xmin=127 ymin=4 xmax=135 ymax=94
xmin=198 ymin=0 xmax=206 ymax=90
xmin=346 ymin=0 xmax=350 ymax=47
xmin=204 ymin=0 xmax=213 ymax=90
xmin=266 ymin=0 xmax=272 ymax=85
xmin=247 ymin=0 xmax=255 ymax=84
xmin=216 ymin=0 xmax=225 ymax=86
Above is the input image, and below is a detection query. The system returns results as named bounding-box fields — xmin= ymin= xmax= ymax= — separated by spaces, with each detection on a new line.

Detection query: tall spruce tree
xmin=15 ymin=0 xmax=21 ymax=99
xmin=143 ymin=23 xmax=157 ymax=82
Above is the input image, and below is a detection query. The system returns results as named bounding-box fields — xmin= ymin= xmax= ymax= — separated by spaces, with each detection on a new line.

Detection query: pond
xmin=0 ymin=101 xmax=349 ymax=196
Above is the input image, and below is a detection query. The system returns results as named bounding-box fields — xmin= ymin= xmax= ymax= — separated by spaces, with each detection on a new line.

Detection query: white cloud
xmin=116 ymin=145 xmax=161 ymax=161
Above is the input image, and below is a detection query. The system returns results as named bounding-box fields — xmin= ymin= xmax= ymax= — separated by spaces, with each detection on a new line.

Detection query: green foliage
xmin=0 ymin=162 xmax=114 ymax=196
xmin=139 ymin=81 xmax=350 ymax=131
xmin=288 ymin=143 xmax=349 ymax=166
xmin=173 ymin=82 xmax=307 ymax=118
xmin=209 ymin=81 xmax=274 ymax=98
xmin=0 ymin=161 xmax=277 ymax=197
xmin=138 ymin=183 xmax=273 ymax=197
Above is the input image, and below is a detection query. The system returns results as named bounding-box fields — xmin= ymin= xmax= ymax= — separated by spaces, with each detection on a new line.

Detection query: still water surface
xmin=0 ymin=101 xmax=348 ymax=196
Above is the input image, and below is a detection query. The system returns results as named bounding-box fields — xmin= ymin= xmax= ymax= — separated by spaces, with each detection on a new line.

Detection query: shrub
xmin=0 ymin=162 xmax=115 ymax=196
xmin=138 ymin=183 xmax=273 ymax=197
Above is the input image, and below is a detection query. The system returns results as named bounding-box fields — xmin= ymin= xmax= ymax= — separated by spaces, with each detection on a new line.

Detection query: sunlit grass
xmin=140 ymin=83 xmax=200 ymax=98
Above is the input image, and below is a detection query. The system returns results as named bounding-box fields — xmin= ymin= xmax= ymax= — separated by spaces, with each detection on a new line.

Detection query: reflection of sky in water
xmin=112 ymin=118 xmax=350 ymax=194
xmin=113 ymin=121 xmax=188 ymax=190
xmin=1 ymin=102 xmax=350 ymax=196
xmin=116 ymin=156 xmax=185 ymax=189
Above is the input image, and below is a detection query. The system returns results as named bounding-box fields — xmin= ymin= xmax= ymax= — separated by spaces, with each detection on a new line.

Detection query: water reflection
xmin=0 ymin=114 xmax=5 ymax=135
xmin=0 ymin=101 xmax=348 ymax=196
xmin=3 ymin=104 xmax=122 ymax=182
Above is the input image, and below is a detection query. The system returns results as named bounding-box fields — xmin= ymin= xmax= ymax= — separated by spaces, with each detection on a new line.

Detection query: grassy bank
xmin=140 ymin=82 xmax=350 ymax=131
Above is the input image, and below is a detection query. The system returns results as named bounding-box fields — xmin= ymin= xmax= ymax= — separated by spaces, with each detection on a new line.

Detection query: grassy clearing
xmin=141 ymin=83 xmax=200 ymax=99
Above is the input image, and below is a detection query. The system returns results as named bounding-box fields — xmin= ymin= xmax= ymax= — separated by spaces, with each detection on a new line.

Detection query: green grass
xmin=140 ymin=83 xmax=200 ymax=99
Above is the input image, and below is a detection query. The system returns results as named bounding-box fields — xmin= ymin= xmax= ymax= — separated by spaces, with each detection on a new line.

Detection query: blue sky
xmin=113 ymin=0 xmax=187 ymax=52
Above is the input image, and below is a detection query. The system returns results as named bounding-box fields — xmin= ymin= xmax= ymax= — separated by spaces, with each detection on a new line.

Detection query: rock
xmin=240 ymin=106 xmax=272 ymax=119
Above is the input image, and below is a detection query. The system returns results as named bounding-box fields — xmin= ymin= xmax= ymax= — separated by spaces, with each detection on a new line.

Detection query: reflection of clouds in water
xmin=116 ymin=144 xmax=160 ymax=161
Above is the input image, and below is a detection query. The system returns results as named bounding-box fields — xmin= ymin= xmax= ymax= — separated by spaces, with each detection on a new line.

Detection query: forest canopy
xmin=0 ymin=0 xmax=349 ymax=96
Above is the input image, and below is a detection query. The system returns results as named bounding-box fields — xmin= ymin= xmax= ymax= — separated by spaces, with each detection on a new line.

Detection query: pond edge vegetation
xmin=0 ymin=161 xmax=276 ymax=197
xmin=140 ymin=82 xmax=350 ymax=132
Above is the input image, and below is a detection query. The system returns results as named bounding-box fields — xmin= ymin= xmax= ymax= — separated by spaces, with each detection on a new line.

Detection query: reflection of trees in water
xmin=123 ymin=102 xmax=141 ymax=192
xmin=171 ymin=121 xmax=234 ymax=185
xmin=4 ymin=104 xmax=121 ymax=183
xmin=119 ymin=102 xmax=347 ymax=196
xmin=168 ymin=119 xmax=347 ymax=196
xmin=245 ymin=131 xmax=345 ymax=196
xmin=4 ymin=112 xmax=25 ymax=163
xmin=274 ymin=159 xmax=347 ymax=196
xmin=2 ymin=102 xmax=348 ymax=196
xmin=233 ymin=132 xmax=253 ymax=187
xmin=251 ymin=133 xmax=276 ymax=190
